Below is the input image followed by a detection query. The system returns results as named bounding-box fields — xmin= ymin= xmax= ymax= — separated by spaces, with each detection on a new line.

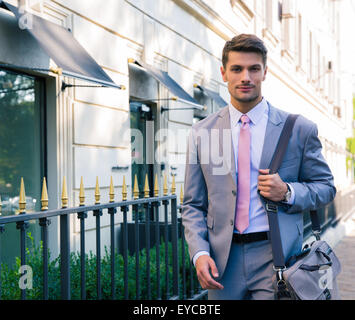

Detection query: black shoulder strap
xmin=269 ymin=114 xmax=299 ymax=175
xmin=265 ymin=114 xmax=298 ymax=268
xmin=266 ymin=114 xmax=321 ymax=268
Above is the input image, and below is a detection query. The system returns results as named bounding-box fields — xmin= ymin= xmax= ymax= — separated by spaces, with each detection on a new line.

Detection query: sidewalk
xmin=333 ymin=215 xmax=355 ymax=300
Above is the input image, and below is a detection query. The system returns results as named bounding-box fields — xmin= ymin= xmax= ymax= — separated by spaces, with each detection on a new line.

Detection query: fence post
xmin=78 ymin=177 xmax=87 ymax=300
xmin=60 ymin=177 xmax=70 ymax=300
xmin=171 ymin=176 xmax=179 ymax=297
xmin=0 ymin=222 xmax=4 ymax=300
xmin=93 ymin=177 xmax=102 ymax=300
xmin=0 ymin=196 xmax=4 ymax=300
xmin=121 ymin=176 xmax=129 ymax=299
xmin=16 ymin=178 xmax=29 ymax=300
xmin=39 ymin=177 xmax=50 ymax=300
xmin=108 ymin=176 xmax=117 ymax=299
xmin=153 ymin=174 xmax=161 ymax=300
xmin=179 ymin=185 xmax=187 ymax=299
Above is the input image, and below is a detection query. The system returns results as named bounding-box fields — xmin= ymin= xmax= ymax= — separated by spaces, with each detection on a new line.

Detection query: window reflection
xmin=0 ymin=69 xmax=43 ymax=266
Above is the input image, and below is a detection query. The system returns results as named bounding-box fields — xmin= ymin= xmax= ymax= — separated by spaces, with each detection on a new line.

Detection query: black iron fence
xmin=1 ymin=175 xmax=353 ymax=300
xmin=0 ymin=175 xmax=207 ymax=300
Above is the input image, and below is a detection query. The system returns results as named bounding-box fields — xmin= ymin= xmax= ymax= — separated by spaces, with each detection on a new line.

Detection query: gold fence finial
xmin=133 ymin=174 xmax=139 ymax=199
xmin=61 ymin=176 xmax=68 ymax=208
xmin=180 ymin=184 xmax=184 ymax=204
xmin=109 ymin=176 xmax=115 ymax=203
xmin=79 ymin=177 xmax=85 ymax=206
xmin=122 ymin=175 xmax=127 ymax=201
xmin=95 ymin=176 xmax=100 ymax=204
xmin=154 ymin=174 xmax=159 ymax=197
xmin=144 ymin=174 xmax=150 ymax=198
xmin=163 ymin=173 xmax=168 ymax=196
xmin=41 ymin=177 xmax=49 ymax=211
xmin=171 ymin=175 xmax=176 ymax=195
xmin=19 ymin=177 xmax=26 ymax=213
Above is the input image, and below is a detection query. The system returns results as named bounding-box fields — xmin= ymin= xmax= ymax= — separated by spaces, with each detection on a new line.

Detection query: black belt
xmin=233 ymin=231 xmax=269 ymax=244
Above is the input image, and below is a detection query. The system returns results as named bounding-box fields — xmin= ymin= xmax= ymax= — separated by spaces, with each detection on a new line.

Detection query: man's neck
xmin=230 ymin=96 xmax=263 ymax=114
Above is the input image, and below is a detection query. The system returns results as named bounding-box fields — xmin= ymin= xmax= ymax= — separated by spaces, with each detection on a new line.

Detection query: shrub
xmin=0 ymin=233 xmax=200 ymax=300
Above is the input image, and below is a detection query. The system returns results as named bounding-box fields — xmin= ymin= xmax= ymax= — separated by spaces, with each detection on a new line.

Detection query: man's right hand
xmin=195 ymin=255 xmax=224 ymax=290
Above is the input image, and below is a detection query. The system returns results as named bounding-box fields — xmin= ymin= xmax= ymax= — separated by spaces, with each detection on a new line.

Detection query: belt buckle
xmin=266 ymin=202 xmax=278 ymax=213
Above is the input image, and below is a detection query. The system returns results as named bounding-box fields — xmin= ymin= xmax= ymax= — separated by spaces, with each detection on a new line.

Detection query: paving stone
xmin=333 ymin=227 xmax=355 ymax=300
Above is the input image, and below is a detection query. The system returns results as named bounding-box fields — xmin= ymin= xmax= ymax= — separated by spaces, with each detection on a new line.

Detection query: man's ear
xmin=220 ymin=66 xmax=227 ymax=82
xmin=262 ymin=65 xmax=268 ymax=81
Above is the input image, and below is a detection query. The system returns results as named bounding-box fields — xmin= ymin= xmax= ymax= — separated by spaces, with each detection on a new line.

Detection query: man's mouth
xmin=236 ymin=85 xmax=254 ymax=92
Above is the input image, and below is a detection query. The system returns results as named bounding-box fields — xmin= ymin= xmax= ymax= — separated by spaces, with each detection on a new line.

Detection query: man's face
xmin=221 ymin=51 xmax=267 ymax=106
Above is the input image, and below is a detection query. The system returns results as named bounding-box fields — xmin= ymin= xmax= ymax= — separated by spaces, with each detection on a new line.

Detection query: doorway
xmin=130 ymin=100 xmax=156 ymax=220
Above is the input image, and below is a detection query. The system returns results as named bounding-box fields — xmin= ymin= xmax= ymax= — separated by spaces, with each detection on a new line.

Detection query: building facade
xmin=0 ymin=0 xmax=354 ymax=262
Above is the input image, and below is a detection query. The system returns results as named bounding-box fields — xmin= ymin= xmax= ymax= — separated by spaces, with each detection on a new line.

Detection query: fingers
xmin=258 ymin=169 xmax=273 ymax=188
xmin=209 ymin=258 xmax=219 ymax=279
xmin=257 ymin=169 xmax=287 ymax=202
xmin=195 ymin=256 xmax=224 ymax=290
xmin=258 ymin=169 xmax=270 ymax=175
xmin=258 ymin=170 xmax=272 ymax=183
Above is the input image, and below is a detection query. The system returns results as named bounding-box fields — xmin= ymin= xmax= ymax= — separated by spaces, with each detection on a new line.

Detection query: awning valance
xmin=194 ymin=84 xmax=228 ymax=108
xmin=0 ymin=1 xmax=122 ymax=89
xmin=129 ymin=59 xmax=205 ymax=110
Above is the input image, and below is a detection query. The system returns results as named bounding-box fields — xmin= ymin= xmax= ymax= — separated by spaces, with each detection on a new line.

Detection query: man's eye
xmin=250 ymin=67 xmax=260 ymax=72
xmin=231 ymin=68 xmax=241 ymax=72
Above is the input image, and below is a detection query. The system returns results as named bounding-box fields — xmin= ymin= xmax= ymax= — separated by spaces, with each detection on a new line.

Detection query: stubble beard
xmin=233 ymin=91 xmax=260 ymax=104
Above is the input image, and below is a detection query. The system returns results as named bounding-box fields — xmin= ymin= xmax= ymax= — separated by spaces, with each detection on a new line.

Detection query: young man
xmin=181 ymin=34 xmax=336 ymax=300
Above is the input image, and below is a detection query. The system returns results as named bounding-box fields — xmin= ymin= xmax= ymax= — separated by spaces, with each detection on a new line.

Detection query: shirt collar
xmin=228 ymin=97 xmax=268 ymax=127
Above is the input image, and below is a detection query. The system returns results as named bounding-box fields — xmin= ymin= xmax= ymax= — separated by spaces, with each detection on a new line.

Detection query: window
xmin=231 ymin=0 xmax=255 ymax=24
xmin=281 ymin=0 xmax=296 ymax=57
xmin=0 ymin=68 xmax=45 ymax=265
xmin=316 ymin=44 xmax=321 ymax=89
xmin=263 ymin=0 xmax=281 ymax=46
xmin=297 ymin=14 xmax=302 ymax=67
xmin=308 ymin=31 xmax=313 ymax=80
xmin=265 ymin=0 xmax=273 ymax=30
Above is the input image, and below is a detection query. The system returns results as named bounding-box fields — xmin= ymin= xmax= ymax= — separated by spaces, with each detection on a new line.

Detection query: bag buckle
xmin=312 ymin=230 xmax=321 ymax=241
xmin=266 ymin=202 xmax=278 ymax=213
xmin=273 ymin=266 xmax=286 ymax=277
xmin=273 ymin=266 xmax=291 ymax=300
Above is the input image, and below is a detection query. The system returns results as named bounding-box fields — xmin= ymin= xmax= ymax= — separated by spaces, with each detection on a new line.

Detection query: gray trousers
xmin=208 ymin=239 xmax=275 ymax=300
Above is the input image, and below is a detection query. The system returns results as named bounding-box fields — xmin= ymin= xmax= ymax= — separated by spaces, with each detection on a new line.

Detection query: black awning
xmin=194 ymin=84 xmax=228 ymax=108
xmin=0 ymin=1 xmax=121 ymax=89
xmin=130 ymin=59 xmax=204 ymax=110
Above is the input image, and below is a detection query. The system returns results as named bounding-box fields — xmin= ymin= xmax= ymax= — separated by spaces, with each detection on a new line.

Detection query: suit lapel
xmin=259 ymin=103 xmax=286 ymax=170
xmin=217 ymin=107 xmax=237 ymax=187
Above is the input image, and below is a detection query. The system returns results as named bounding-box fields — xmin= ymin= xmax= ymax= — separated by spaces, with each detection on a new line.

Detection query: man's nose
xmin=241 ymin=70 xmax=251 ymax=83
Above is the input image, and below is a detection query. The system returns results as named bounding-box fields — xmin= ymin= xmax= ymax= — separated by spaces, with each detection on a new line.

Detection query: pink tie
xmin=235 ymin=114 xmax=251 ymax=233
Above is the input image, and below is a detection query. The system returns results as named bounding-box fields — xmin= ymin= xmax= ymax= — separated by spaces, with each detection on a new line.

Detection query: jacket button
xmin=230 ymin=219 xmax=234 ymax=226
xmin=232 ymin=190 xmax=236 ymax=196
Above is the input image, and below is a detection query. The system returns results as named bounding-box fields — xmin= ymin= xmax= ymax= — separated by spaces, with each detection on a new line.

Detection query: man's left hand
xmin=258 ymin=169 xmax=288 ymax=202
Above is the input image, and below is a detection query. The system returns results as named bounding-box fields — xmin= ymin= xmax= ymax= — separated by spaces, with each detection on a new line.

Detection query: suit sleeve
xmin=181 ymin=128 xmax=210 ymax=261
xmin=286 ymin=123 xmax=336 ymax=213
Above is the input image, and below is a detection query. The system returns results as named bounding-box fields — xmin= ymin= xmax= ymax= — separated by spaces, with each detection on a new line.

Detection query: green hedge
xmin=0 ymin=233 xmax=199 ymax=300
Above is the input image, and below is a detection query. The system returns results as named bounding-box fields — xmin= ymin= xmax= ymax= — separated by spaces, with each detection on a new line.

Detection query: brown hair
xmin=222 ymin=34 xmax=268 ymax=68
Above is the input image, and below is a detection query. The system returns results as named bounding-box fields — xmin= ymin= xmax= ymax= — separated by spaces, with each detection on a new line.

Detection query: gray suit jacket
xmin=181 ymin=102 xmax=336 ymax=279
